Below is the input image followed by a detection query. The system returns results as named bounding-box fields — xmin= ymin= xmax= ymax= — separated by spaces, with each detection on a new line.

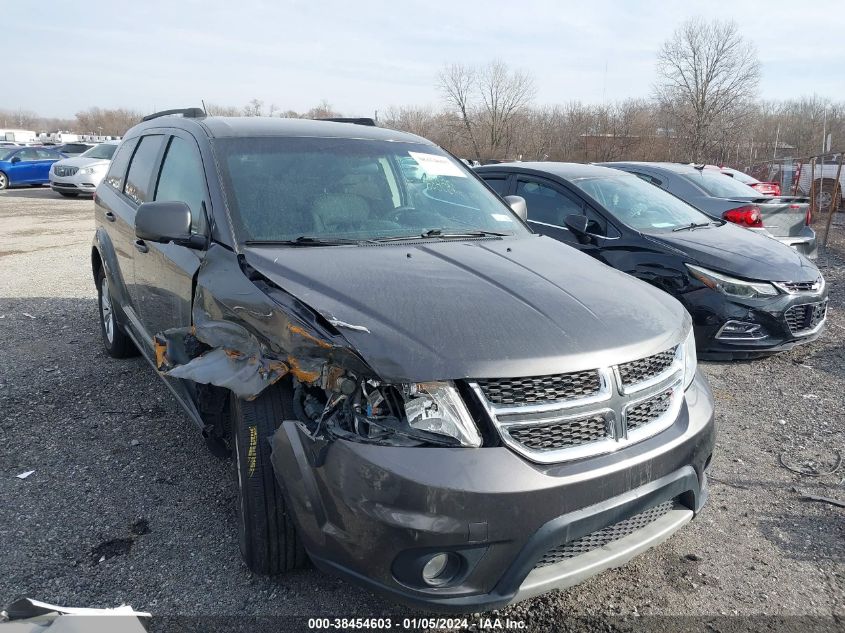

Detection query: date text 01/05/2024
xmin=307 ymin=617 xmax=527 ymax=629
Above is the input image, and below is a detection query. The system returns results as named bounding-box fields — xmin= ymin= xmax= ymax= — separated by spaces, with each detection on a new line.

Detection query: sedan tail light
xmin=723 ymin=205 xmax=763 ymax=227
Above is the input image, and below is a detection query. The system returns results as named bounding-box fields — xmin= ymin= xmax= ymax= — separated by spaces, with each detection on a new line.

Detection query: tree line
xmin=3 ymin=18 xmax=842 ymax=170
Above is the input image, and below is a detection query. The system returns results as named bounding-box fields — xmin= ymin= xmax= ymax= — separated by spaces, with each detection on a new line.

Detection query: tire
xmin=813 ymin=179 xmax=842 ymax=213
xmin=59 ymin=191 xmax=79 ymax=198
xmin=0 ymin=172 xmax=8 ymax=190
xmin=95 ymin=266 xmax=136 ymax=358
xmin=230 ymin=380 xmax=307 ymax=575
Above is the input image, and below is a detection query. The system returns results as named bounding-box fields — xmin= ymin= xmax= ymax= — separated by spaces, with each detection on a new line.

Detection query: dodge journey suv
xmin=91 ymin=111 xmax=714 ymax=612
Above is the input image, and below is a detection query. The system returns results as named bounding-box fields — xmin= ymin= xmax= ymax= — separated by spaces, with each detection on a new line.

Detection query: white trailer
xmin=0 ymin=129 xmax=37 ymax=143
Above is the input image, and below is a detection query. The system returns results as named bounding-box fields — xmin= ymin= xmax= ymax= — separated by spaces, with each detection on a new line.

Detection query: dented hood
xmin=244 ymin=236 xmax=687 ymax=383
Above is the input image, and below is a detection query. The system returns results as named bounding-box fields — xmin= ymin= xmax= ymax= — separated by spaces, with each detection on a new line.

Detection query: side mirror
xmin=564 ymin=214 xmax=590 ymax=239
xmin=11 ymin=156 xmax=21 ymax=164
xmin=503 ymin=195 xmax=527 ymax=221
xmin=135 ymin=201 xmax=201 ymax=247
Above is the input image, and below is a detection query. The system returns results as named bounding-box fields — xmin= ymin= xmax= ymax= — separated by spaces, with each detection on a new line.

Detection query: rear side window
xmin=483 ymin=177 xmax=509 ymax=195
xmin=155 ymin=136 xmax=208 ymax=234
xmin=124 ymin=135 xmax=165 ymax=204
xmin=104 ymin=138 xmax=138 ymax=191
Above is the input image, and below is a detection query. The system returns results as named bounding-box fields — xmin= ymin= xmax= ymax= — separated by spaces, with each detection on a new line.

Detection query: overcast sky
xmin=6 ymin=0 xmax=844 ymax=118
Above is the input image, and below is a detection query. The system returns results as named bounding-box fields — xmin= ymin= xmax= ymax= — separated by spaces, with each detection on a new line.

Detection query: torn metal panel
xmin=152 ymin=245 xmax=373 ymax=400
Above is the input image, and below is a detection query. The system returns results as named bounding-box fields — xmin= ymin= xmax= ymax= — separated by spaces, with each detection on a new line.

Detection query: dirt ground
xmin=0 ymin=188 xmax=842 ymax=632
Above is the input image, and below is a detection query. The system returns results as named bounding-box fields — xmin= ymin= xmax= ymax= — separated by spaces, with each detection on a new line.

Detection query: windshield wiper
xmin=421 ymin=229 xmax=510 ymax=238
xmin=245 ymin=236 xmax=372 ymax=247
xmin=672 ymin=222 xmax=713 ymax=232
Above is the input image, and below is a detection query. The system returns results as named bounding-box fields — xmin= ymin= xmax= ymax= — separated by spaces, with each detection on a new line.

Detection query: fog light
xmin=421 ymin=552 xmax=458 ymax=586
xmin=716 ymin=320 xmax=768 ymax=340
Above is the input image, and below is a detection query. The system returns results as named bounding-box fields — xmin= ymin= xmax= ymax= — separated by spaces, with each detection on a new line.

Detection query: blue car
xmin=0 ymin=147 xmax=66 ymax=190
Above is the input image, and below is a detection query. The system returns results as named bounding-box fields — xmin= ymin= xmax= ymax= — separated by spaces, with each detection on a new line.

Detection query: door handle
xmin=104 ymin=211 xmax=116 ymax=222
xmin=134 ymin=239 xmax=149 ymax=253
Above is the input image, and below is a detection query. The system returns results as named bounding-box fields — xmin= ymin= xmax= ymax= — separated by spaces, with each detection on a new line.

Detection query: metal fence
xmin=745 ymin=152 xmax=844 ymax=248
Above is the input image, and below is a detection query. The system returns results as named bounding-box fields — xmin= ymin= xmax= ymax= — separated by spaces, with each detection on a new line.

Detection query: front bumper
xmin=270 ymin=372 xmax=715 ymax=612
xmin=682 ymin=286 xmax=828 ymax=359
xmin=50 ymin=174 xmax=103 ymax=196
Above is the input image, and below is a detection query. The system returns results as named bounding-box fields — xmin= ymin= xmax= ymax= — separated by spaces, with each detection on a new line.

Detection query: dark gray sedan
xmin=600 ymin=162 xmax=817 ymax=258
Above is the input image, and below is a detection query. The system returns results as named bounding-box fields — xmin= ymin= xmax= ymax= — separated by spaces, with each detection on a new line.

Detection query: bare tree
xmin=204 ymin=103 xmax=241 ymax=116
xmin=303 ymin=100 xmax=341 ymax=119
xmin=438 ymin=63 xmax=482 ymax=161
xmin=74 ymin=107 xmax=143 ymax=136
xmin=438 ymin=61 xmax=535 ymax=161
xmin=477 ymin=61 xmax=536 ymax=158
xmin=242 ymin=98 xmax=264 ymax=117
xmin=655 ymin=18 xmax=760 ymax=162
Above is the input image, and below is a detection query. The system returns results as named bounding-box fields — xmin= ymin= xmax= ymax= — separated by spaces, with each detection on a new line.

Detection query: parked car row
xmin=0 ymin=141 xmax=117 ymax=193
xmin=88 ymin=111 xmax=827 ymax=613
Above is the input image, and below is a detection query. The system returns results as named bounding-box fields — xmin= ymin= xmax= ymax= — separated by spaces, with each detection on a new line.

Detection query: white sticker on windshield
xmin=651 ymin=222 xmax=674 ymax=228
xmin=491 ymin=214 xmax=514 ymax=222
xmin=408 ymin=151 xmax=467 ymax=178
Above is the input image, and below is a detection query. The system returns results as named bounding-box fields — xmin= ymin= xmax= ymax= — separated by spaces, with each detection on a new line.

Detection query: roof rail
xmin=318 ymin=117 xmax=377 ymax=127
xmin=142 ymin=107 xmax=206 ymax=122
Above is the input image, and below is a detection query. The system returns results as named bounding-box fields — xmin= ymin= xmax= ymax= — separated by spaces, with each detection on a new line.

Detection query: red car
xmin=711 ymin=165 xmax=781 ymax=197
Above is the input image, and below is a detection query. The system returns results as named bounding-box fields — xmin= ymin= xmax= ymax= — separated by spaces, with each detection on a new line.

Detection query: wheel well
xmin=91 ymin=247 xmax=103 ymax=285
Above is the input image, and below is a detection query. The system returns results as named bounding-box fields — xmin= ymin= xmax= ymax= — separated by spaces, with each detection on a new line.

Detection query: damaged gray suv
xmin=91 ymin=111 xmax=715 ymax=612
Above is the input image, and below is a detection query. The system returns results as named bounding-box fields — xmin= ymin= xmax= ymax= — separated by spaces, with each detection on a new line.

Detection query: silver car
xmin=50 ymin=141 xmax=119 ymax=198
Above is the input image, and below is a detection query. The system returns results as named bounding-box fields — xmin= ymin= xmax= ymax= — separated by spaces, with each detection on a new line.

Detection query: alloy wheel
xmin=100 ymin=275 xmax=114 ymax=344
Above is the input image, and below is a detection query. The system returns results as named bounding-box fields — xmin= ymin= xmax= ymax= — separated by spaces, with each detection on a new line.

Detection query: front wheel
xmin=95 ymin=266 xmax=136 ymax=358
xmin=0 ymin=172 xmax=8 ymax=190
xmin=230 ymin=380 xmax=307 ymax=575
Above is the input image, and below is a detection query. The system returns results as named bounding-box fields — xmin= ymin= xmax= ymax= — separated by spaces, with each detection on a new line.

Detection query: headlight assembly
xmin=404 ymin=382 xmax=482 ymax=447
xmin=686 ymin=264 xmax=778 ymax=299
xmin=298 ymin=375 xmax=482 ymax=448
xmin=78 ymin=165 xmax=106 ymax=175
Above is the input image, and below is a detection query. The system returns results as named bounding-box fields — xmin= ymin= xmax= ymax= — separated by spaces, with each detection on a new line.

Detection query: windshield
xmin=214 ymin=137 xmax=528 ymax=243
xmin=685 ymin=170 xmax=761 ymax=198
xmin=81 ymin=143 xmax=117 ymax=160
xmin=0 ymin=149 xmax=16 ymax=161
xmin=572 ymin=174 xmax=714 ymax=231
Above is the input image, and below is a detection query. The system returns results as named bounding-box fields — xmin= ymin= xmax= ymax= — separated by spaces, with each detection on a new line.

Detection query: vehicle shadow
xmin=0 ymin=187 xmax=81 ymax=200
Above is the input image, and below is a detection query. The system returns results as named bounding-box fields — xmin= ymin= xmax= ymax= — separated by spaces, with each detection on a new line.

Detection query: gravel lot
xmin=1 ymin=187 xmax=843 ymax=630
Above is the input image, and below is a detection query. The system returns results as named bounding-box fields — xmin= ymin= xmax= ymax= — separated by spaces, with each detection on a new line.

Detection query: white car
xmin=50 ymin=141 xmax=119 ymax=198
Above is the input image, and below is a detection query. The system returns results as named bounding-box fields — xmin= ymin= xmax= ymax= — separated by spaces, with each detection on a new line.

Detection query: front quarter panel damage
xmin=153 ymin=244 xmax=372 ymax=400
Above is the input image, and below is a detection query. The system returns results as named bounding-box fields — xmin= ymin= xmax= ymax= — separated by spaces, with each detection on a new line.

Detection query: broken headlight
xmin=301 ymin=375 xmax=482 ymax=448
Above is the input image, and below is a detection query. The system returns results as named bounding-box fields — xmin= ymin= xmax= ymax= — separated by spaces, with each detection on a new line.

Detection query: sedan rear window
xmin=686 ymin=171 xmax=761 ymax=198
xmin=214 ymin=137 xmax=528 ymax=243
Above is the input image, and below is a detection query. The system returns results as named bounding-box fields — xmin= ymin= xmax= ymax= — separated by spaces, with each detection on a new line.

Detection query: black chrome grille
xmin=779 ymin=278 xmax=821 ymax=293
xmin=617 ymin=348 xmax=676 ymax=387
xmin=785 ymin=302 xmax=827 ymax=334
xmin=535 ymin=501 xmax=675 ymax=568
xmin=54 ymin=166 xmax=78 ymax=177
xmin=507 ymin=415 xmax=608 ymax=450
xmin=625 ymin=388 xmax=673 ymax=431
xmin=476 ymin=370 xmax=601 ymax=406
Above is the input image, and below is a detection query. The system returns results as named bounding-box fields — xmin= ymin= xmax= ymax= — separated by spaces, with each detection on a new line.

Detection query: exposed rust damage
xmin=151 ymin=244 xmax=373 ymax=400
xmin=288 ymin=324 xmax=333 ymax=349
